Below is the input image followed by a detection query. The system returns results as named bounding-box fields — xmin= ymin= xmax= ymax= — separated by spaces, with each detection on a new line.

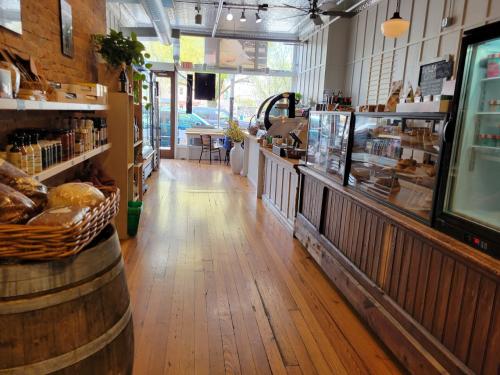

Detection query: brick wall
xmin=0 ymin=0 xmax=106 ymax=83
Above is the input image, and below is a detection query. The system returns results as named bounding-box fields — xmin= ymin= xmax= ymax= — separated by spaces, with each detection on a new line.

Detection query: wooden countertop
xmin=185 ymin=128 xmax=225 ymax=136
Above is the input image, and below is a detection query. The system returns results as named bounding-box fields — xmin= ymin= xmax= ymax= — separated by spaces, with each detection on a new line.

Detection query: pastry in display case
xmin=306 ymin=111 xmax=354 ymax=185
xmin=349 ymin=112 xmax=447 ymax=223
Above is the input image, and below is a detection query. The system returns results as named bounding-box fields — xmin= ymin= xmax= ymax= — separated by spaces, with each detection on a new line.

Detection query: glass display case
xmin=306 ymin=111 xmax=353 ymax=185
xmin=349 ymin=112 xmax=447 ymax=223
xmin=435 ymin=21 xmax=500 ymax=257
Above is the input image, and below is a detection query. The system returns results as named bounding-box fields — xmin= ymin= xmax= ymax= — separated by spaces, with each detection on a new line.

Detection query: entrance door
xmin=157 ymin=72 xmax=175 ymax=158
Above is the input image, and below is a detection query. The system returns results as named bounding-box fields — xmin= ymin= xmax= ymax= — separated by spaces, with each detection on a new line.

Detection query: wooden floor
xmin=121 ymin=160 xmax=402 ymax=375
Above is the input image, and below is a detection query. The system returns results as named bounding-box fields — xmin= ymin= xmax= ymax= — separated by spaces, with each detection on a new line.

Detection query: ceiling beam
xmin=175 ymin=28 xmax=302 ymax=43
xmin=211 ymin=0 xmax=224 ymax=37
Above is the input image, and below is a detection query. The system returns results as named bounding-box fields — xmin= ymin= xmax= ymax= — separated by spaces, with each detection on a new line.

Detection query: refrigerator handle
xmin=443 ymin=119 xmax=454 ymax=143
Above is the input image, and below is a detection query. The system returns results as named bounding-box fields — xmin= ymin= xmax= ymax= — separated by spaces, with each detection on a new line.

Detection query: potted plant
xmin=224 ymin=120 xmax=245 ymax=174
xmin=92 ymin=29 xmax=152 ymax=106
xmin=295 ymin=92 xmax=302 ymax=105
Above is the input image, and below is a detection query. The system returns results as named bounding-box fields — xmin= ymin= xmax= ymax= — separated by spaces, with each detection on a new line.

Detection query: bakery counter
xmin=258 ymin=147 xmax=301 ymax=232
xmin=295 ymin=165 xmax=500 ymax=375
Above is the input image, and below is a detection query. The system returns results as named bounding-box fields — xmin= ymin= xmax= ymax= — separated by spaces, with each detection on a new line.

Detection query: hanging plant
xmin=92 ymin=29 xmax=152 ymax=107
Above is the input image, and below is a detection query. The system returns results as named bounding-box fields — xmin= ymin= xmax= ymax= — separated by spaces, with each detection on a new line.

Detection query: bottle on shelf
xmin=119 ymin=63 xmax=128 ymax=93
xmin=18 ymin=135 xmax=29 ymax=174
xmin=7 ymin=140 xmax=22 ymax=169
xmin=32 ymin=134 xmax=43 ymax=174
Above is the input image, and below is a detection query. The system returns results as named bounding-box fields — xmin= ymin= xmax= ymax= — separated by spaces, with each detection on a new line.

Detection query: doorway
xmin=157 ymin=72 xmax=175 ymax=158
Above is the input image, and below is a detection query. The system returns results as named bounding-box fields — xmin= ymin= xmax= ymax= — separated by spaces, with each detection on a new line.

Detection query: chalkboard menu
xmin=418 ymin=60 xmax=453 ymax=96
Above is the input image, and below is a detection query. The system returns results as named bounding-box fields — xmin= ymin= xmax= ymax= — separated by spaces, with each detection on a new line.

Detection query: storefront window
xmin=180 ymin=36 xmax=205 ymax=65
xmin=141 ymin=40 xmax=174 ymax=62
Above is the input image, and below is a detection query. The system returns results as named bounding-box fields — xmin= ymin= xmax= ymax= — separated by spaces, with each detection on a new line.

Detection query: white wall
xmin=298 ymin=0 xmax=500 ymax=107
xmin=294 ymin=28 xmax=329 ymax=106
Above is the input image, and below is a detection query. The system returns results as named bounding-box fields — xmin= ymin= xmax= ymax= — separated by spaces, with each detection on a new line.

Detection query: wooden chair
xmin=199 ymin=134 xmax=221 ymax=164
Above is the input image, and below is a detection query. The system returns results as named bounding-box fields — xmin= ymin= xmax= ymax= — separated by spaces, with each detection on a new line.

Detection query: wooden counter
xmin=258 ymin=147 xmax=300 ymax=232
xmin=294 ymin=165 xmax=499 ymax=374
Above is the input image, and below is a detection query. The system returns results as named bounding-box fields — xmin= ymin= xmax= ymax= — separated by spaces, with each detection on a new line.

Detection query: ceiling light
xmin=240 ymin=10 xmax=246 ymax=22
xmin=255 ymin=12 xmax=262 ymax=23
xmin=381 ymin=0 xmax=410 ymax=38
xmin=226 ymin=9 xmax=233 ymax=21
xmin=195 ymin=6 xmax=202 ymax=25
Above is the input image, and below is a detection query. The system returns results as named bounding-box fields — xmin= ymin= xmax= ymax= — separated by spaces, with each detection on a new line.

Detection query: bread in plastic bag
xmin=0 ymin=158 xmax=47 ymax=209
xmin=27 ymin=206 xmax=90 ymax=227
xmin=48 ymin=183 xmax=105 ymax=209
xmin=0 ymin=182 xmax=36 ymax=224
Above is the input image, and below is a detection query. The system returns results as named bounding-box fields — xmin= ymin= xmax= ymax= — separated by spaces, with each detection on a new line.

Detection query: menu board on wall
xmin=418 ymin=59 xmax=453 ymax=96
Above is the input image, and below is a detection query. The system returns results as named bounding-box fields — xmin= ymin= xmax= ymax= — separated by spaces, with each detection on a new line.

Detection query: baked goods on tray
xmin=375 ymin=176 xmax=401 ymax=192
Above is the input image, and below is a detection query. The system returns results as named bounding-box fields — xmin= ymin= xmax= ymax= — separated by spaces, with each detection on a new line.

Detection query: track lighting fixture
xmin=255 ymin=12 xmax=262 ymax=23
xmin=240 ymin=9 xmax=246 ymax=22
xmin=226 ymin=8 xmax=233 ymax=21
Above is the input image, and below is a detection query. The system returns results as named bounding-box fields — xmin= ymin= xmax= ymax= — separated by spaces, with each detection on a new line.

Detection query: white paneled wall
xmin=295 ymin=28 xmax=329 ymax=106
xmin=342 ymin=0 xmax=500 ymax=106
xmin=296 ymin=0 xmax=500 ymax=106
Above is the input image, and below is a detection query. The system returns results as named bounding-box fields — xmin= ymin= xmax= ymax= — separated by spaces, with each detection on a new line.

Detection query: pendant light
xmin=226 ymin=8 xmax=233 ymax=21
xmin=195 ymin=5 xmax=202 ymax=25
xmin=381 ymin=0 xmax=410 ymax=38
xmin=240 ymin=9 xmax=247 ymax=22
xmin=255 ymin=12 xmax=262 ymax=23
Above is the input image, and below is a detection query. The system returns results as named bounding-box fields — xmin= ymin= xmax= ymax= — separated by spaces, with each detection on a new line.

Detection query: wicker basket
xmin=0 ymin=186 xmax=119 ymax=261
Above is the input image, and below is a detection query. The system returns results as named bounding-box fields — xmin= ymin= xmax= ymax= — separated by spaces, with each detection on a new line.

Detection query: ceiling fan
xmin=280 ymin=0 xmax=356 ymax=26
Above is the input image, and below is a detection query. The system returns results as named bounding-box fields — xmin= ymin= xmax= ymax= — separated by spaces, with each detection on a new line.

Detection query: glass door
xmin=157 ymin=72 xmax=175 ymax=158
xmin=443 ymin=37 xmax=500 ymax=232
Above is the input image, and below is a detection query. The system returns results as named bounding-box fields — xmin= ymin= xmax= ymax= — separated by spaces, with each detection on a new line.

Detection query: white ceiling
xmin=108 ymin=0 xmax=366 ymax=41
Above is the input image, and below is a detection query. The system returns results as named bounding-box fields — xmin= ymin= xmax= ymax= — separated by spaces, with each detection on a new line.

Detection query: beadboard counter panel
xmin=295 ymin=166 xmax=499 ymax=375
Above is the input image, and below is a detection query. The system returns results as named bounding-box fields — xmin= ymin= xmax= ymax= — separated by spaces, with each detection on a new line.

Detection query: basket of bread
xmin=0 ymin=159 xmax=119 ymax=260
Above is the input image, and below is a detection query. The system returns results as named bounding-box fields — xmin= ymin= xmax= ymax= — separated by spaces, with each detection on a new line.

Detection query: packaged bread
xmin=0 ymin=158 xmax=47 ymax=209
xmin=0 ymin=182 xmax=36 ymax=224
xmin=48 ymin=183 xmax=105 ymax=209
xmin=28 ymin=206 xmax=89 ymax=227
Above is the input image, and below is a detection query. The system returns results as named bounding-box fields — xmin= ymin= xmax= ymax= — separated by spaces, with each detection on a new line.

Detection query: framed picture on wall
xmin=59 ymin=0 xmax=73 ymax=57
xmin=0 ymin=0 xmax=22 ymax=35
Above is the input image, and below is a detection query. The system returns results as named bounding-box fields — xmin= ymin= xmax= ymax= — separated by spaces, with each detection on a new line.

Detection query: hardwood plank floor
xmin=121 ymin=160 xmax=402 ymax=375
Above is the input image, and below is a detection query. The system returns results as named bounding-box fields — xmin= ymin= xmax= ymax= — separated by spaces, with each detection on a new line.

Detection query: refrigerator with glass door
xmin=435 ymin=21 xmax=500 ymax=258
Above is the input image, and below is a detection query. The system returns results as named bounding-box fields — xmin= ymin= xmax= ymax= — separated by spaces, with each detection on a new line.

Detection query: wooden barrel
xmin=0 ymin=225 xmax=134 ymax=375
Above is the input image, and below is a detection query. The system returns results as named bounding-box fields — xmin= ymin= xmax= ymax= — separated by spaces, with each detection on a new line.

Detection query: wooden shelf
xmin=127 ymin=163 xmax=134 ymax=170
xmin=33 ymin=143 xmax=111 ymax=181
xmin=0 ymin=98 xmax=108 ymax=111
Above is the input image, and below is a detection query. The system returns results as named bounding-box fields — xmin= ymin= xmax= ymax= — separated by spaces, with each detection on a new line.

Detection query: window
xmin=141 ymin=40 xmax=174 ymax=62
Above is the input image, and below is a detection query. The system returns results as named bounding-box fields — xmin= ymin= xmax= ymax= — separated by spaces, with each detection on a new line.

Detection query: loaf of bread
xmin=28 ymin=206 xmax=89 ymax=227
xmin=48 ymin=183 xmax=105 ymax=209
xmin=0 ymin=158 xmax=47 ymax=209
xmin=0 ymin=182 xmax=36 ymax=224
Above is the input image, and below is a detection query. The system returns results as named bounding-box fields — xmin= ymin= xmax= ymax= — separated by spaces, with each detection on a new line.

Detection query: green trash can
xmin=127 ymin=201 xmax=143 ymax=237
